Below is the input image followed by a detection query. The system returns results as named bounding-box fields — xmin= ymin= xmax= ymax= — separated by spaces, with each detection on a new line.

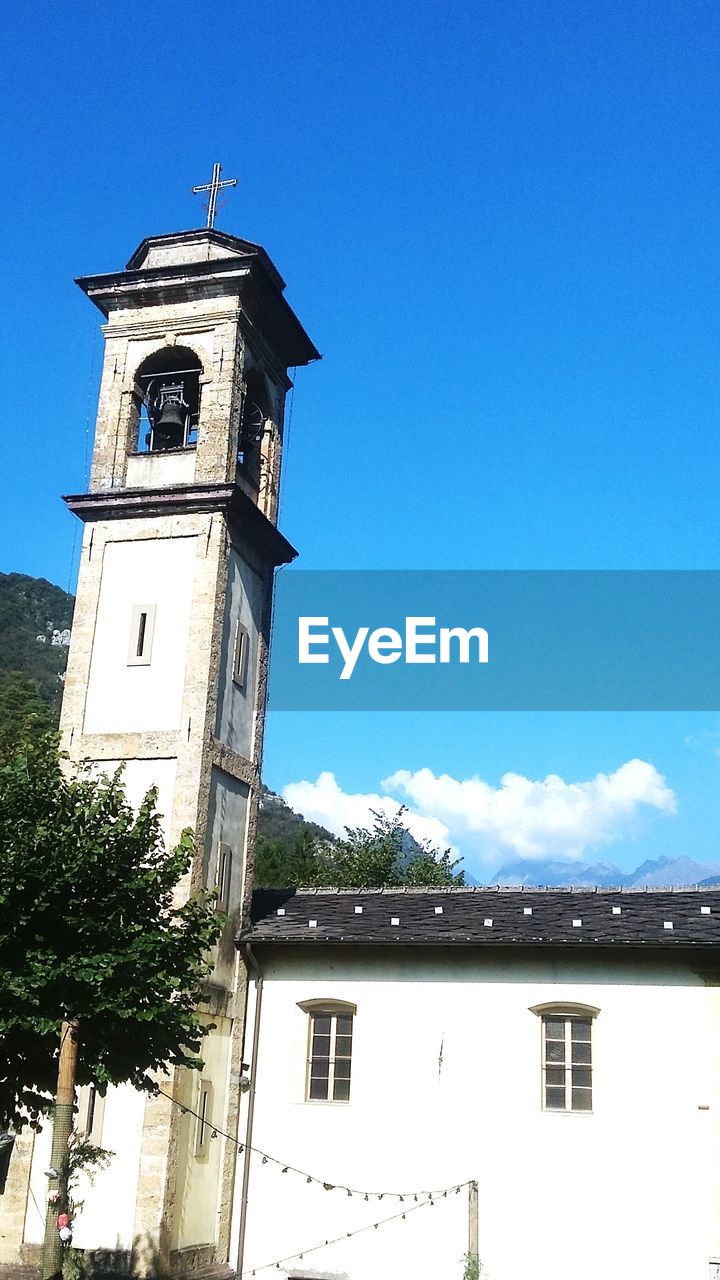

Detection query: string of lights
xmin=241 ymin=1186 xmax=469 ymax=1276
xmin=157 ymin=1087 xmax=470 ymax=1201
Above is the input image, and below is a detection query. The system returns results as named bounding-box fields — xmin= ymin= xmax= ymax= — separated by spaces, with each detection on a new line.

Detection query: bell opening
xmin=238 ymin=370 xmax=269 ymax=480
xmin=134 ymin=347 xmax=203 ymax=453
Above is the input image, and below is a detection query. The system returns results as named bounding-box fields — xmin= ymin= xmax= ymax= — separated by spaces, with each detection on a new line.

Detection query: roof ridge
xmin=281 ymin=884 xmax=720 ymax=896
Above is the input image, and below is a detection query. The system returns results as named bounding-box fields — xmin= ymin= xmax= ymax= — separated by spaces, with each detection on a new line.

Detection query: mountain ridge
xmin=488 ymin=853 xmax=720 ymax=889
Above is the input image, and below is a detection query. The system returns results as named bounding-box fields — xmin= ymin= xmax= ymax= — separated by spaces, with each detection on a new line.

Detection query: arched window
xmin=134 ymin=346 xmax=203 ymax=452
xmin=238 ymin=370 xmax=269 ymax=473
xmin=298 ymin=999 xmax=356 ymax=1103
xmin=529 ymin=1002 xmax=600 ymax=1113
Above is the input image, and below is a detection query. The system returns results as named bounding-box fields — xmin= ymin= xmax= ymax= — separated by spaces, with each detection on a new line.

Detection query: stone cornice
xmin=101 ymin=307 xmax=242 ymax=339
xmin=76 ymin=254 xmax=320 ymax=369
xmin=63 ymin=482 xmax=298 ymax=567
xmin=209 ymin=740 xmax=259 ymax=788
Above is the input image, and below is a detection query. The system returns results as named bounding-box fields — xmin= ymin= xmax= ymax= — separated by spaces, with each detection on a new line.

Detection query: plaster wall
xmin=171 ymin=1018 xmax=234 ymax=1252
xmin=205 ymin=767 xmax=250 ymax=987
xmin=214 ymin=550 xmax=264 ymax=759
xmin=126 ymin=452 xmax=196 ymax=489
xmin=87 ymin=758 xmax=177 ymax=847
xmin=24 ymin=1085 xmax=146 ymax=1253
xmin=238 ymin=948 xmax=720 ymax=1280
xmin=84 ymin=537 xmax=197 ymax=734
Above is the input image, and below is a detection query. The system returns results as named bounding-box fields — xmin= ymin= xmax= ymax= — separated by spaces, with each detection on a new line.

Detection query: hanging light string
xmin=242 ymin=1184 xmax=469 ymax=1276
xmin=157 ymin=1087 xmax=469 ymax=1201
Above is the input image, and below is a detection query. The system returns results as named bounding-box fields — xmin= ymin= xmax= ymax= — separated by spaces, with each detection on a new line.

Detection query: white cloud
xmin=282 ymin=771 xmax=452 ymax=850
xmin=384 ymin=760 xmax=676 ymax=859
xmin=282 ymin=760 xmax=676 ymax=866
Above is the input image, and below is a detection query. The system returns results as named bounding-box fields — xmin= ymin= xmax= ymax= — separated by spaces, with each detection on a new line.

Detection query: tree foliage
xmin=255 ymin=809 xmax=464 ymax=888
xmin=0 ymin=671 xmax=57 ymax=757
xmin=254 ymin=829 xmax=322 ymax=888
xmin=0 ymin=737 xmax=222 ymax=1130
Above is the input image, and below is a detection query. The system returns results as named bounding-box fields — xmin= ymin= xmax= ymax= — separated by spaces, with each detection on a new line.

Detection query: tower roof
xmin=124 ymin=228 xmax=286 ymax=287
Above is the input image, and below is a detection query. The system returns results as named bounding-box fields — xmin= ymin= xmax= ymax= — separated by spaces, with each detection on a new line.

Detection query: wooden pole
xmin=41 ymin=1019 xmax=79 ymax=1280
xmin=468 ymin=1179 xmax=479 ymax=1276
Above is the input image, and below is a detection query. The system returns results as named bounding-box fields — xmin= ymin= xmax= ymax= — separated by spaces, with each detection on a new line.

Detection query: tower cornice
xmin=62 ymin=482 xmax=298 ymax=567
xmin=76 ymin=249 xmax=320 ymax=369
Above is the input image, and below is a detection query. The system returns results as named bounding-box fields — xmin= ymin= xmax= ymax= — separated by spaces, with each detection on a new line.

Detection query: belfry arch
xmin=133 ymin=345 xmax=204 ymax=452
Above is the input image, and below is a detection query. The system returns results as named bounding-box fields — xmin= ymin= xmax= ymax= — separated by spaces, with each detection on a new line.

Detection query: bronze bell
xmin=153 ymin=401 xmax=186 ymax=450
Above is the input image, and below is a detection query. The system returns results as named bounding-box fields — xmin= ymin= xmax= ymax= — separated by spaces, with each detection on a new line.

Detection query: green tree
xmin=0 ymin=736 xmax=222 ymax=1131
xmin=0 ymin=671 xmax=57 ymax=757
xmin=254 ymin=828 xmax=321 ymax=888
xmin=255 ymin=809 xmax=464 ymax=889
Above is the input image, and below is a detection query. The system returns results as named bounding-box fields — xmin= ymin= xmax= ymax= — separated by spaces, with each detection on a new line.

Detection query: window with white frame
xmin=127 ymin=603 xmax=156 ymax=666
xmin=233 ymin=620 xmax=249 ymax=690
xmin=195 ymin=1079 xmax=213 ymax=1157
xmin=78 ymin=1083 xmax=105 ymax=1143
xmin=305 ymin=1007 xmax=354 ymax=1102
xmin=541 ymin=1013 xmax=593 ymax=1112
xmin=216 ymin=842 xmax=232 ymax=913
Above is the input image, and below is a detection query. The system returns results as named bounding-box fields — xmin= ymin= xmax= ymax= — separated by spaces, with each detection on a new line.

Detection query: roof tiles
xmin=242 ymin=886 xmax=720 ymax=949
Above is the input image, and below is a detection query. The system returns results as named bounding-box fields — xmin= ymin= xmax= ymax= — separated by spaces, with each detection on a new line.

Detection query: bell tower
xmin=54 ymin=197 xmax=318 ymax=1274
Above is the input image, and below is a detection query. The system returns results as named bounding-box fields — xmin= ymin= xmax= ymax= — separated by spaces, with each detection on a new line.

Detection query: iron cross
xmin=192 ymin=163 xmax=238 ymax=229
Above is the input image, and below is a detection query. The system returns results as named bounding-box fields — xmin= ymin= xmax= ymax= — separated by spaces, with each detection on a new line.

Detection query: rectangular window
xmin=195 ymin=1080 xmax=213 ymax=1157
xmin=216 ymin=842 xmax=232 ymax=913
xmin=307 ymin=1010 xmax=353 ymax=1103
xmin=542 ymin=1016 xmax=592 ymax=1112
xmin=78 ymin=1083 xmax=105 ymax=1143
xmin=127 ymin=603 xmax=156 ymax=666
xmin=233 ymin=621 xmax=249 ymax=690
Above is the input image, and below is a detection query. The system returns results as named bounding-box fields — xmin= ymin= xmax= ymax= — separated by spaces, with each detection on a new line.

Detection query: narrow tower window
xmin=216 ymin=843 xmax=233 ymax=913
xmin=128 ymin=604 xmax=156 ymax=666
xmin=233 ymin=621 xmax=249 ymax=689
xmin=195 ymin=1080 xmax=213 ymax=1157
xmin=136 ymin=611 xmax=148 ymax=657
xmin=78 ymin=1083 xmax=105 ymax=1143
xmin=238 ymin=372 xmax=268 ymax=469
xmin=237 ymin=369 xmax=269 ymax=501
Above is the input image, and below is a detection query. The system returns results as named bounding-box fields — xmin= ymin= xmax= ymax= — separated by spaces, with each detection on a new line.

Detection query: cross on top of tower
xmin=192 ymin=163 xmax=238 ymax=229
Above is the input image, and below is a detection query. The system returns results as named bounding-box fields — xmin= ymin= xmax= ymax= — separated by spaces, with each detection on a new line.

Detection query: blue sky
xmin=3 ymin=0 xmax=720 ymax=878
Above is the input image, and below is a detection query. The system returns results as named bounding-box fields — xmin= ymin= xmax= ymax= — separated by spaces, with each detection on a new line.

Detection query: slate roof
xmin=242 ymin=886 xmax=720 ymax=949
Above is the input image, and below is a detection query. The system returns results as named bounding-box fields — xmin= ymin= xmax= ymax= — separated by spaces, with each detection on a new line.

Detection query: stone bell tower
xmin=46 ymin=193 xmax=318 ymax=1274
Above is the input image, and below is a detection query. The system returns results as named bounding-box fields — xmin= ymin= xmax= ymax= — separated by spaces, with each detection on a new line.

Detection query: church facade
xmin=238 ymin=886 xmax=720 ymax=1280
xmin=0 ymin=221 xmax=318 ymax=1276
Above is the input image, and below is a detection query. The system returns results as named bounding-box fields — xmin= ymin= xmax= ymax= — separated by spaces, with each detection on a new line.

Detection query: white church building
xmin=236 ymin=885 xmax=720 ymax=1280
